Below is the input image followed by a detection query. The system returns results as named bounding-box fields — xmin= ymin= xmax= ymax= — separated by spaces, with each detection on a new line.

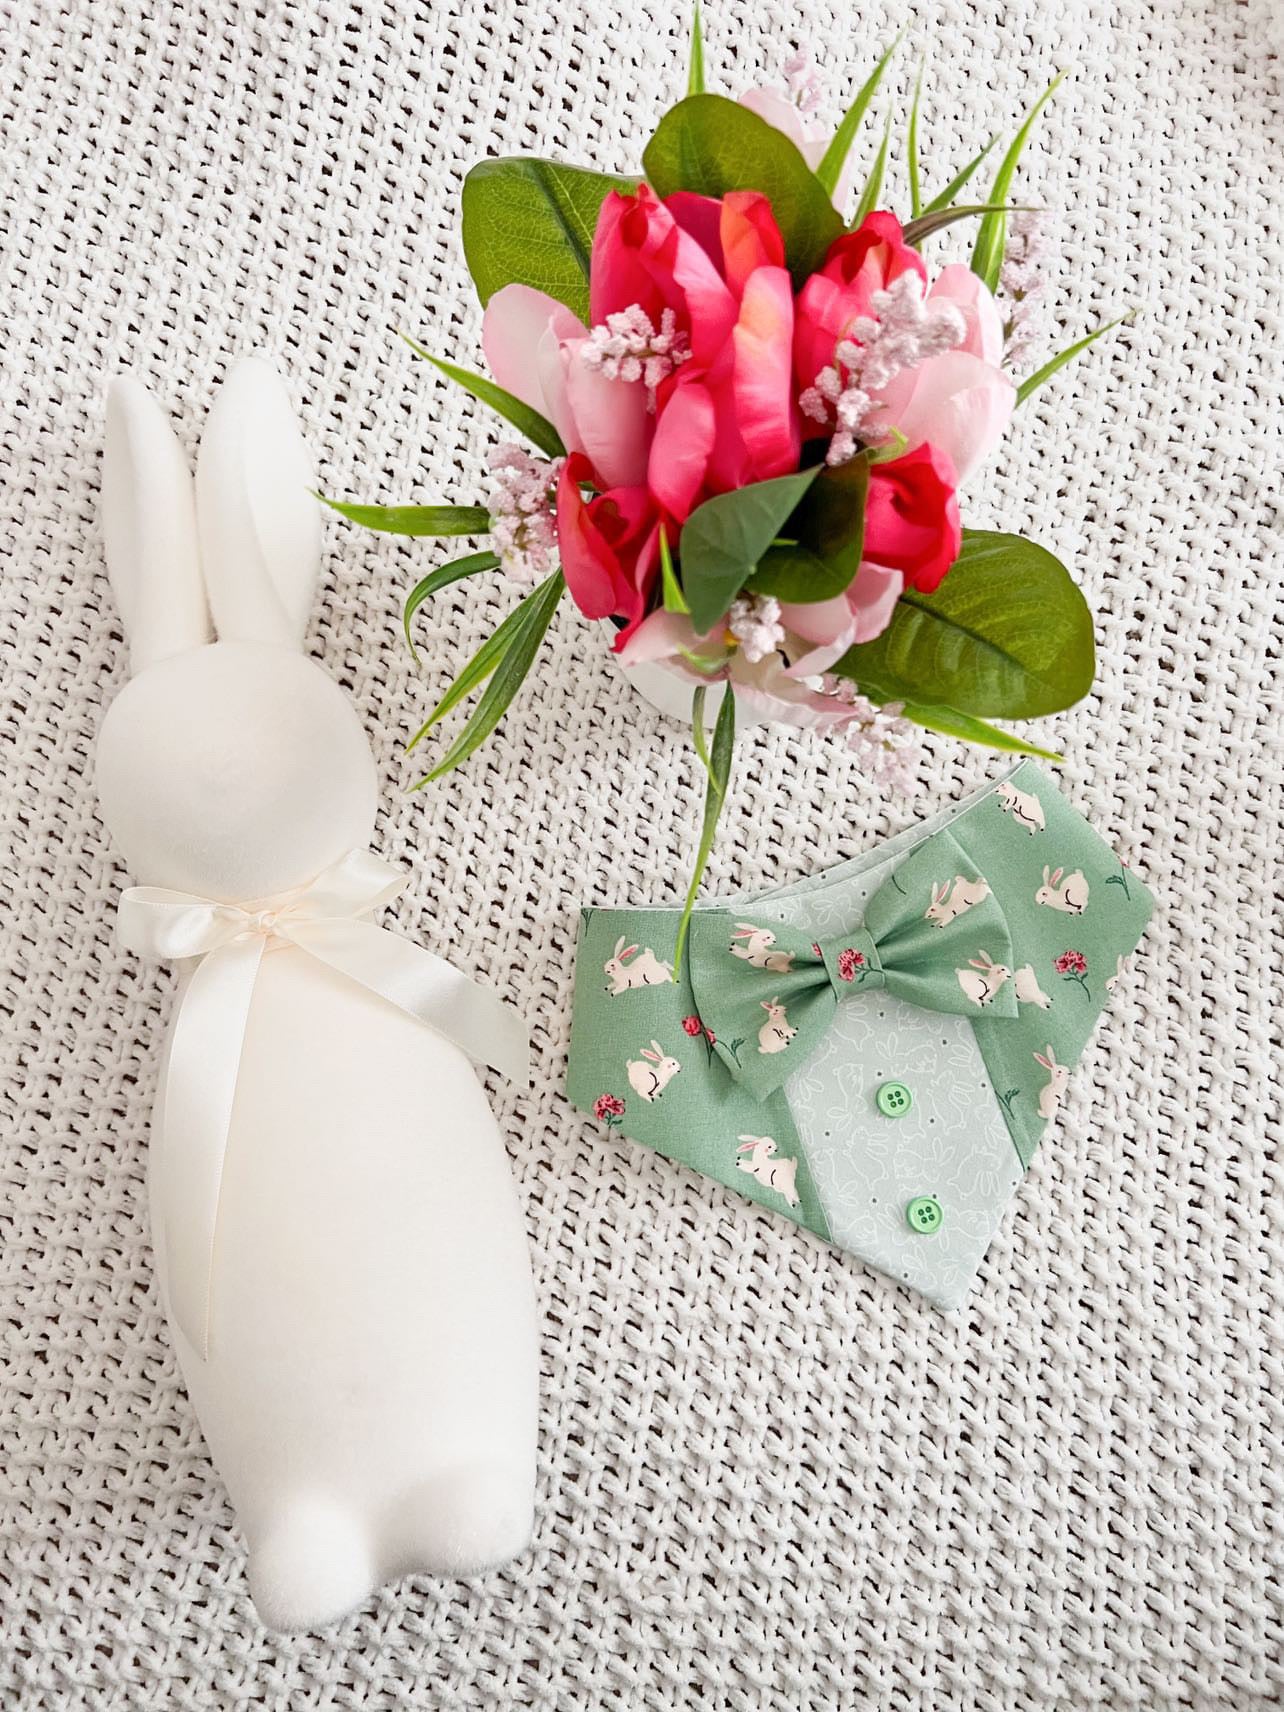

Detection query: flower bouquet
xmin=327 ymin=16 xmax=1122 ymax=959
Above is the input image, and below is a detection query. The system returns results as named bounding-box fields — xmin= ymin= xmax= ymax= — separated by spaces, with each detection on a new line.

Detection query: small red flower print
xmin=681 ymin=1014 xmax=703 ymax=1037
xmin=594 ymin=1093 xmax=626 ymax=1127
xmin=836 ymin=947 xmax=867 ymax=983
xmin=704 ymin=1026 xmax=716 ymax=1045
xmin=811 ymin=942 xmax=823 ymax=957
xmin=1054 ymin=949 xmax=1090 ymax=996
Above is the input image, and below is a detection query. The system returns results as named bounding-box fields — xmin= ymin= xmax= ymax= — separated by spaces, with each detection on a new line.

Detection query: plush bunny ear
xmin=102 ymin=376 xmax=211 ymax=673
xmin=195 ymin=358 xmax=320 ymax=647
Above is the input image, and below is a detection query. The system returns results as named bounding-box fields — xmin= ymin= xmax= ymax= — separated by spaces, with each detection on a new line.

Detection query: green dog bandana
xmin=568 ymin=763 xmax=1153 ymax=1308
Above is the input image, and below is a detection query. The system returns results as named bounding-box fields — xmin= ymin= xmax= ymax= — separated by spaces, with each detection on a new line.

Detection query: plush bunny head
xmin=96 ymin=361 xmax=378 ymax=901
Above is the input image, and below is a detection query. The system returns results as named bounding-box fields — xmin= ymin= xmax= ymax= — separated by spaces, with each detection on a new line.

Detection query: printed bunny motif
xmin=604 ymin=937 xmax=674 ymax=994
xmin=758 ymin=997 xmax=797 ymax=1054
xmin=924 ymin=874 xmax=990 ymax=926
xmin=996 ymin=779 xmax=1046 ymax=833
xmin=627 ymin=1040 xmax=682 ymax=1100
xmin=955 ymin=951 xmax=1012 ymax=1007
xmin=95 ymin=363 xmax=537 ymax=1632
xmin=1034 ymin=1045 xmax=1070 ymax=1120
xmin=1035 ymin=866 xmax=1090 ymax=914
xmin=1014 ymin=963 xmax=1053 ymax=1009
xmin=735 ymin=1135 xmax=800 ymax=1207
xmin=729 ymin=922 xmax=795 ymax=972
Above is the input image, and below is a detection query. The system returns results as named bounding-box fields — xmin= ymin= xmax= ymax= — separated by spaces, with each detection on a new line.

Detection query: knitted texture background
xmin=2 ymin=1 xmax=1281 ymax=1706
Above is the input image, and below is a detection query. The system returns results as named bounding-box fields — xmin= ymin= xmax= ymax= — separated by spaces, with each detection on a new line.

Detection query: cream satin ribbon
xmin=117 ymin=848 xmax=529 ymax=1360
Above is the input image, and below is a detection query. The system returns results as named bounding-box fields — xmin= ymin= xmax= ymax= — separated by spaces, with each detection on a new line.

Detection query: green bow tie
xmin=688 ymin=828 xmax=1018 ymax=1099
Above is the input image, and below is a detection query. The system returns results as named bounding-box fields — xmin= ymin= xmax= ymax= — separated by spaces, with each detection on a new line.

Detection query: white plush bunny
xmin=95 ymin=361 xmax=538 ymax=1632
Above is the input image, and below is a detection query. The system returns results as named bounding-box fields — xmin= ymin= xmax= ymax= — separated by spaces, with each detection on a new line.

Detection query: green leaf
xmin=680 ymin=468 xmax=821 ymax=631
xmin=746 ymin=455 xmax=868 ymax=602
xmin=642 ymin=95 xmax=844 ymax=284
xmin=319 ymin=496 xmax=491 ymax=537
xmin=906 ymin=62 xmax=925 ymax=219
xmin=401 ymin=335 xmax=566 ymax=459
xmin=659 ymin=525 xmax=690 ymax=614
xmin=746 ymin=543 xmax=849 ymax=602
xmin=403 ymin=551 xmax=500 ymax=663
xmin=687 ymin=3 xmax=704 ymax=95
xmin=835 ymin=529 xmax=1095 ymax=719
xmin=415 ymin=571 xmax=566 ymax=785
xmin=900 ymin=702 xmax=1064 ymax=761
xmin=461 ymin=158 xmax=640 ymax=323
xmin=1016 ymin=314 xmax=1130 ymax=406
xmin=674 ymin=686 xmax=737 ymax=973
xmin=921 ymin=136 xmax=996 ymax=215
xmin=971 ymin=73 xmax=1064 ymax=290
xmin=902 ymin=202 xmax=1026 ymax=247
xmin=815 ymin=32 xmax=903 ymax=200
xmin=852 ymin=108 xmax=894 ymax=227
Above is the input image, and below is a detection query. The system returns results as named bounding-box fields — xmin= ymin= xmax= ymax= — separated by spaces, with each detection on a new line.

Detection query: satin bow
xmin=688 ymin=828 xmax=1017 ymax=1099
xmin=117 ymin=848 xmax=529 ymax=1359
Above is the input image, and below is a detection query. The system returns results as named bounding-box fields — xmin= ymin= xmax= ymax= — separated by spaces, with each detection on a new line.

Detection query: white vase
xmin=602 ymin=626 xmax=732 ymax=730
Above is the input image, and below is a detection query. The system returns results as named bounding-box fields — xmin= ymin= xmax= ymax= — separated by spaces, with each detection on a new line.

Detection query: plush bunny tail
xmin=103 ymin=376 xmax=211 ymax=673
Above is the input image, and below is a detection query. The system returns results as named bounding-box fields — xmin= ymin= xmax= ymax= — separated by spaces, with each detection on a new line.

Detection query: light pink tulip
xmin=482 ymin=283 xmax=651 ymax=491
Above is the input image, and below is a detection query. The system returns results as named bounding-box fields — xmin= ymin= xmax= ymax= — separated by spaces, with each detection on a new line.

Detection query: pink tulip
xmin=794 ymin=213 xmax=927 ymax=403
xmin=863 ymin=444 xmax=962 ymax=593
xmin=874 ymin=352 xmax=1015 ymax=485
xmin=556 ymin=456 xmax=660 ymax=640
xmin=482 ymin=283 xmax=651 ymax=490
xmin=738 ymin=87 xmax=859 ymax=206
xmin=869 ymin=268 xmax=1015 ymax=483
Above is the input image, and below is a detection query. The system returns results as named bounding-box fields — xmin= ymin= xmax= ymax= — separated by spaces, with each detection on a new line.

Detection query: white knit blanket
xmin=2 ymin=2 xmax=1281 ymax=1706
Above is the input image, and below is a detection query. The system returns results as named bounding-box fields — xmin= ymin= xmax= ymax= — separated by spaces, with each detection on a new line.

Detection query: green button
xmin=876 ymin=1080 xmax=913 ymax=1118
xmin=906 ymin=1196 xmax=943 ymax=1234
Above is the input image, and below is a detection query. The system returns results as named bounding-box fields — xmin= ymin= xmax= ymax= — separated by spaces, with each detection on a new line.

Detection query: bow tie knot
xmin=689 ymin=827 xmax=1018 ymax=1099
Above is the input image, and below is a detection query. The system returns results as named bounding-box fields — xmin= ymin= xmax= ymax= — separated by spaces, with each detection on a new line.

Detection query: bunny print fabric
xmin=568 ymin=764 xmax=1153 ymax=1309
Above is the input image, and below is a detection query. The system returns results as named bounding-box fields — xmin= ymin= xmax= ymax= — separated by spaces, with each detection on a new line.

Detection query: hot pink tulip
xmin=794 ymin=213 xmax=927 ymax=404
xmin=863 ymin=444 xmax=962 ymax=594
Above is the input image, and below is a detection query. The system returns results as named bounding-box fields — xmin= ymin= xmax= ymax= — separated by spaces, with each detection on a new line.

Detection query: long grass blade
xmin=906 ymin=62 xmax=925 ymax=218
xmin=921 ymin=136 xmax=996 ymax=215
xmin=318 ymin=495 xmax=491 ymax=537
xmin=674 ymin=688 xmax=736 ymax=974
xmin=408 ymin=589 xmax=542 ymax=750
xmin=403 ymin=551 xmax=499 ymax=663
xmin=852 ymin=108 xmax=894 ymax=226
xmin=971 ymin=72 xmax=1064 ymax=289
xmin=815 ymin=32 xmax=903 ymax=201
xmin=401 ymin=333 xmax=565 ymax=459
xmin=687 ymin=4 xmax=705 ymax=95
xmin=901 ymin=201 xmax=1028 ymax=246
xmin=1016 ymin=315 xmax=1130 ymax=406
xmin=415 ymin=571 xmax=566 ymax=784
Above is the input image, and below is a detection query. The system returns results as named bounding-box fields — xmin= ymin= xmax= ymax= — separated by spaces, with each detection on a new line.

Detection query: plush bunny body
xmin=96 ymin=363 xmax=538 ymax=1631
